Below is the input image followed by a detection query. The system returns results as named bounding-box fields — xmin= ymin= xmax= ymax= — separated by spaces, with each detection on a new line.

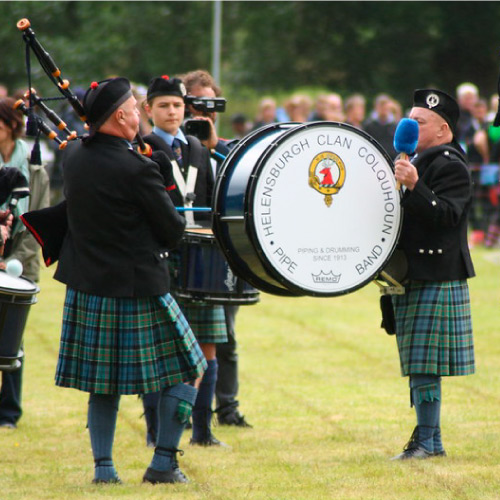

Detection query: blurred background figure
xmin=284 ymin=94 xmax=312 ymax=123
xmin=230 ymin=113 xmax=250 ymax=140
xmin=487 ymin=94 xmax=499 ymax=123
xmin=456 ymin=82 xmax=479 ymax=145
xmin=344 ymin=93 xmax=366 ymax=129
xmin=309 ymin=93 xmax=344 ymax=122
xmin=363 ymin=93 xmax=398 ymax=159
xmin=465 ymin=97 xmax=493 ymax=248
xmin=252 ymin=97 xmax=278 ymax=131
xmin=132 ymin=83 xmax=152 ymax=137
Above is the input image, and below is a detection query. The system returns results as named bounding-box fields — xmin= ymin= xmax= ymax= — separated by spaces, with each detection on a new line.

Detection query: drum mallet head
xmin=6 ymin=259 xmax=23 ymax=278
xmin=393 ymin=118 xmax=419 ymax=189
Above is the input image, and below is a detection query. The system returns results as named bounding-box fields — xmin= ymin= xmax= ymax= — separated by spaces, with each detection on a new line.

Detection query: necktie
xmin=172 ymin=138 xmax=183 ymax=169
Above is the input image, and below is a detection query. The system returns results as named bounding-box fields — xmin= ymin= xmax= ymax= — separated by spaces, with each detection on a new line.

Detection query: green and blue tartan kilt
xmin=55 ymin=288 xmax=207 ymax=395
xmin=392 ymin=280 xmax=474 ymax=377
xmin=175 ymin=300 xmax=228 ymax=344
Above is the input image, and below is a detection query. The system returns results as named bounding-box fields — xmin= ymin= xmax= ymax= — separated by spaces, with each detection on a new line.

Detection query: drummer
xmin=0 ymin=97 xmax=50 ymax=430
xmin=391 ymin=89 xmax=475 ymax=459
xmin=180 ymin=69 xmax=252 ymax=428
xmin=142 ymin=75 xmax=229 ymax=447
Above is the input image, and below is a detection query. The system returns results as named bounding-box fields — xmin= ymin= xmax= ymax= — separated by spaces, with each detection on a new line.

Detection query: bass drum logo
xmin=308 ymin=151 xmax=346 ymax=206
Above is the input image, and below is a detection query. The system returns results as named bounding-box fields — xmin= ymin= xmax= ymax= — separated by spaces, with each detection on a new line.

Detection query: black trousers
xmin=0 ymin=359 xmax=23 ymax=425
xmin=215 ymin=305 xmax=239 ymax=416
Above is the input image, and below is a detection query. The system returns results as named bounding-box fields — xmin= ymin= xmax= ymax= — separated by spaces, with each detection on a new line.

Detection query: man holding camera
xmin=142 ymin=75 xmax=228 ymax=447
xmin=181 ymin=69 xmax=252 ymax=429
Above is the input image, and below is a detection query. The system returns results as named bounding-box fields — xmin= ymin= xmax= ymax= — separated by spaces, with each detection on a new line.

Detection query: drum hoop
xmin=245 ymin=121 xmax=403 ymax=297
xmin=212 ymin=122 xmax=304 ymax=297
xmin=0 ymin=273 xmax=40 ymax=297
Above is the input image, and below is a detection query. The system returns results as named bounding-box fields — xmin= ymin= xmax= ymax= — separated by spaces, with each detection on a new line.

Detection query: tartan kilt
xmin=55 ymin=288 xmax=207 ymax=395
xmin=392 ymin=280 xmax=474 ymax=377
xmin=176 ymin=300 xmax=228 ymax=344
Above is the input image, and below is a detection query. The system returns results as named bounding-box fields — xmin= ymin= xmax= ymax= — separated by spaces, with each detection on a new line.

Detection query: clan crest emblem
xmin=308 ymin=151 xmax=346 ymax=207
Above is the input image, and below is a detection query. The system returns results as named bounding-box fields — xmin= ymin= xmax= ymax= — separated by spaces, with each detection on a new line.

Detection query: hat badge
xmin=426 ymin=93 xmax=440 ymax=109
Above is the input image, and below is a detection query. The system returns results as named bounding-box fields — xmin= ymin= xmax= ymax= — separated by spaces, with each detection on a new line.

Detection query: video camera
xmin=184 ymin=95 xmax=227 ymax=140
xmin=184 ymin=95 xmax=226 ymax=114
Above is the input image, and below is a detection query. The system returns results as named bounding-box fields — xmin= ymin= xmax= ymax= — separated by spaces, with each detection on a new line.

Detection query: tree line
xmin=1 ymin=1 xmax=500 ymax=113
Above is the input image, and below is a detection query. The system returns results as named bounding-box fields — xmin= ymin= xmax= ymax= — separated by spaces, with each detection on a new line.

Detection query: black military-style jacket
xmin=143 ymin=132 xmax=213 ymax=210
xmin=398 ymin=142 xmax=475 ymax=281
xmin=54 ymin=133 xmax=186 ymax=297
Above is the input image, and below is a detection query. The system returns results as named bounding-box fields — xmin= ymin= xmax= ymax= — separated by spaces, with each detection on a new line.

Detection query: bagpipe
xmin=16 ymin=18 xmax=152 ymax=161
xmin=15 ymin=18 xmax=156 ymax=266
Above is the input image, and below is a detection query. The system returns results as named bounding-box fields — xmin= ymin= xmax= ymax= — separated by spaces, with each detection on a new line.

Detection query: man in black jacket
xmin=54 ymin=77 xmax=206 ymax=484
xmin=391 ymin=89 xmax=475 ymax=460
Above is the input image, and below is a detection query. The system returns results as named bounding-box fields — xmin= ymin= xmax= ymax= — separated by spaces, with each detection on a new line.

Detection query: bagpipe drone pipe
xmin=15 ymin=18 xmax=178 ymax=267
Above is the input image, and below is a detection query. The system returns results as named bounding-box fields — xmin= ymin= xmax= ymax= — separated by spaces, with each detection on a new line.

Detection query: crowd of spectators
xmin=3 ymin=80 xmax=500 ymax=248
xmin=227 ymin=84 xmax=500 ymax=248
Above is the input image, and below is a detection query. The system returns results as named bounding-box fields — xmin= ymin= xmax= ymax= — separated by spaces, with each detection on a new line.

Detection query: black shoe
xmin=0 ymin=422 xmax=16 ymax=429
xmin=218 ymin=411 xmax=252 ymax=428
xmin=390 ymin=426 xmax=433 ymax=461
xmin=433 ymin=450 xmax=447 ymax=457
xmin=189 ymin=434 xmax=230 ymax=448
xmin=142 ymin=466 xmax=189 ymax=484
xmin=391 ymin=446 xmax=433 ymax=460
xmin=92 ymin=477 xmax=122 ymax=484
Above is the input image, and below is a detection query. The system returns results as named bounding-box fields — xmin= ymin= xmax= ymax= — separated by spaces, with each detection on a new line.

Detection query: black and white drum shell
xmin=0 ymin=271 xmax=39 ymax=371
xmin=213 ymin=121 xmax=402 ymax=297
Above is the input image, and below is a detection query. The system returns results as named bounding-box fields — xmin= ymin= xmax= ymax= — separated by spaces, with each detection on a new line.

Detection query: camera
xmin=184 ymin=119 xmax=211 ymax=140
xmin=184 ymin=95 xmax=226 ymax=113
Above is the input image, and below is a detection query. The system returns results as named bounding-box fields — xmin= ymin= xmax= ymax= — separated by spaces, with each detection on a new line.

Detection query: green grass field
xmin=1 ymin=247 xmax=499 ymax=500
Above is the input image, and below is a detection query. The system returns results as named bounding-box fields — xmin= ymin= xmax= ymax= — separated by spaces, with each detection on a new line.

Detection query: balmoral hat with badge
xmin=147 ymin=75 xmax=187 ymax=102
xmin=412 ymin=88 xmax=460 ymax=136
xmin=83 ymin=77 xmax=133 ymax=136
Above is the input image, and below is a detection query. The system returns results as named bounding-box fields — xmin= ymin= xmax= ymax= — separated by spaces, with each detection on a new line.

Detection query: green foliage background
xmin=1 ymin=1 xmax=500 ymax=133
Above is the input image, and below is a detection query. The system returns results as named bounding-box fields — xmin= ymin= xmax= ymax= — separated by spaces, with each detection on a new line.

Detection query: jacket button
xmin=419 ymin=249 xmax=424 ymax=254
xmin=428 ymin=250 xmax=434 ymax=254
xmin=438 ymin=249 xmax=443 ymax=254
xmin=431 ymin=200 xmax=437 ymax=206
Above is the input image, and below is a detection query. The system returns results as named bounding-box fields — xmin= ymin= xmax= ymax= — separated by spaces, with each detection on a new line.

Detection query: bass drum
xmin=213 ymin=122 xmax=403 ymax=297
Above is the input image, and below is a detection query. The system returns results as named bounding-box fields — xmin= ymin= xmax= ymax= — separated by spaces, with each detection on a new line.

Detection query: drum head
xmin=245 ymin=121 xmax=402 ymax=296
xmin=0 ymin=271 xmax=39 ymax=297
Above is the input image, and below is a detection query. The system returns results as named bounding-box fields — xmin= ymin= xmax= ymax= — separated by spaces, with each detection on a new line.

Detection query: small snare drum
xmin=172 ymin=228 xmax=260 ymax=305
xmin=0 ymin=271 xmax=39 ymax=371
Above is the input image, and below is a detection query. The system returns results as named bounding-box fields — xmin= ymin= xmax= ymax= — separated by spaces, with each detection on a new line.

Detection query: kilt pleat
xmin=392 ymin=280 xmax=474 ymax=377
xmin=55 ymin=289 xmax=207 ymax=395
xmin=177 ymin=300 xmax=228 ymax=344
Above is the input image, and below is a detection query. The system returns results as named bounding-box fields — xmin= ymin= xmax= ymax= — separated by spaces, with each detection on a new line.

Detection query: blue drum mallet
xmin=393 ymin=117 xmax=419 ymax=190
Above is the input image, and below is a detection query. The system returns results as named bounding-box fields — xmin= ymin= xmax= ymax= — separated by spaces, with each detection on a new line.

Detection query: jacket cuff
xmin=402 ymin=178 xmax=439 ymax=215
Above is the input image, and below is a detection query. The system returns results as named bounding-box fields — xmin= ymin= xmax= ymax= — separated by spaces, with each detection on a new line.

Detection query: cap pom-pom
xmin=162 ymin=75 xmax=170 ymax=80
xmin=90 ymin=81 xmax=99 ymax=89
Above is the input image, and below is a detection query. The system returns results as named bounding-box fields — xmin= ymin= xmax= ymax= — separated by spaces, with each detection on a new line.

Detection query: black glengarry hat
xmin=147 ymin=75 xmax=187 ymax=101
xmin=83 ymin=77 xmax=133 ymax=134
xmin=413 ymin=89 xmax=460 ymax=135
